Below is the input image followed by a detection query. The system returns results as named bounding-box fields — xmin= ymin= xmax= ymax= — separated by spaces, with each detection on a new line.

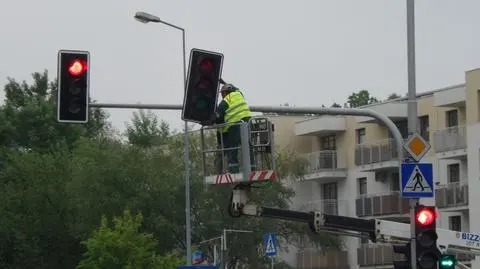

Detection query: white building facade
xmin=269 ymin=68 xmax=480 ymax=269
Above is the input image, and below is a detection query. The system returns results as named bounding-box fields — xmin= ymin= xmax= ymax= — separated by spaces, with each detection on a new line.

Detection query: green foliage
xmin=76 ymin=210 xmax=160 ymax=269
xmin=0 ymin=71 xmax=342 ymax=269
xmin=347 ymin=89 xmax=379 ymax=108
xmin=387 ymin=93 xmax=402 ymax=100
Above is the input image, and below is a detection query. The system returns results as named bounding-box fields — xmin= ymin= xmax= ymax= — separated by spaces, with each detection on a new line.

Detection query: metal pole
xmin=406 ymin=1 xmax=419 ymax=269
xmin=90 ymin=103 xmax=404 ymax=161
xmin=179 ymin=28 xmax=193 ymax=267
xmin=223 ymin=229 xmax=227 ymax=269
xmin=220 ymin=235 xmax=225 ymax=269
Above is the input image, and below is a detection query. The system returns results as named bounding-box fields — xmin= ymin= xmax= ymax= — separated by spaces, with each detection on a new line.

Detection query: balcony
xmin=295 ymin=116 xmax=346 ymax=136
xmin=297 ymin=199 xmax=348 ymax=216
xmin=356 ymin=191 xmax=409 ymax=218
xmin=433 ymin=125 xmax=467 ymax=159
xmin=356 ymin=102 xmax=407 ymax=124
xmin=436 ymin=181 xmax=469 ymax=210
xmin=357 ymin=243 xmax=474 ymax=267
xmin=299 ymin=150 xmax=347 ymax=181
xmin=433 ymin=85 xmax=466 ymax=107
xmin=355 ymin=139 xmax=405 ymax=171
xmin=357 ymin=244 xmax=399 ymax=267
xmin=297 ymin=249 xmax=350 ymax=269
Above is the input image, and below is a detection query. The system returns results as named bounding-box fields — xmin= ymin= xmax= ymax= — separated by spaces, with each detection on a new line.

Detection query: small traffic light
xmin=182 ymin=48 xmax=224 ymax=125
xmin=439 ymin=255 xmax=456 ymax=269
xmin=415 ymin=205 xmax=441 ymax=269
xmin=57 ymin=50 xmax=90 ymax=123
xmin=393 ymin=242 xmax=411 ymax=269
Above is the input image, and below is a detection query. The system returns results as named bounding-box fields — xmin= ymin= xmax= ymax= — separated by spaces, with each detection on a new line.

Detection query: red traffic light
xmin=416 ymin=208 xmax=435 ymax=226
xmin=199 ymin=59 xmax=214 ymax=73
xmin=68 ymin=60 xmax=87 ymax=76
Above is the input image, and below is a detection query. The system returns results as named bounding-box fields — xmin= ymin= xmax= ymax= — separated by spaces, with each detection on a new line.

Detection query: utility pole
xmin=406 ymin=1 xmax=419 ymax=269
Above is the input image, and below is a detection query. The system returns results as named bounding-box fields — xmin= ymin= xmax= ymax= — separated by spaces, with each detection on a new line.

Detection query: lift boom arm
xmin=231 ymin=187 xmax=480 ymax=257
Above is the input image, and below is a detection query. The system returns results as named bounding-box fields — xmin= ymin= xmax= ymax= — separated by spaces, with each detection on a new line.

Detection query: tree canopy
xmin=0 ymin=70 xmax=341 ymax=269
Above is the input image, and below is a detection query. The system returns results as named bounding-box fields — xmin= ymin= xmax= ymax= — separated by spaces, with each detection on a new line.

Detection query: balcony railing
xmin=296 ymin=199 xmax=347 ymax=216
xmin=357 ymin=244 xmax=398 ymax=266
xmin=357 ymin=243 xmax=474 ymax=267
xmin=436 ymin=181 xmax=469 ymax=208
xmin=301 ymin=150 xmax=343 ymax=173
xmin=355 ymin=138 xmax=406 ymax=166
xmin=433 ymin=125 xmax=467 ymax=153
xmin=297 ymin=249 xmax=350 ymax=269
xmin=356 ymin=191 xmax=409 ymax=217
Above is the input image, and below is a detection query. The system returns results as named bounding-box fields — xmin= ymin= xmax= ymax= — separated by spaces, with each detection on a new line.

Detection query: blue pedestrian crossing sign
xmin=401 ymin=163 xmax=434 ymax=198
xmin=264 ymin=233 xmax=277 ymax=256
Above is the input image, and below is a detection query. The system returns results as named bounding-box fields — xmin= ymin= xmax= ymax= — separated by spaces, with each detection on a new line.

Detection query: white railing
xmin=297 ymin=249 xmax=350 ymax=269
xmin=300 ymin=150 xmax=344 ymax=173
xmin=433 ymin=125 xmax=467 ymax=153
xmin=355 ymin=191 xmax=409 ymax=217
xmin=435 ymin=181 xmax=469 ymax=208
xmin=355 ymin=138 xmax=407 ymax=166
xmin=357 ymin=243 xmax=396 ymax=266
xmin=295 ymin=199 xmax=348 ymax=216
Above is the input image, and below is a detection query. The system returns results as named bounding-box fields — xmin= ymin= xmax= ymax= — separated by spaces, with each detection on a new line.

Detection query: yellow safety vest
xmin=220 ymin=91 xmax=252 ymax=133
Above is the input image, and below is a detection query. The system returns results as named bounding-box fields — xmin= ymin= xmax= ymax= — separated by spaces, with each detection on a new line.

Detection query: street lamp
xmin=133 ymin=11 xmax=192 ymax=266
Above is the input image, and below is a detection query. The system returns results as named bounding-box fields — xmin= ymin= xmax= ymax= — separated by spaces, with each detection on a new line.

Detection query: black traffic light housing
xmin=182 ymin=48 xmax=224 ymax=125
xmin=415 ymin=205 xmax=441 ymax=269
xmin=393 ymin=242 xmax=411 ymax=269
xmin=57 ymin=50 xmax=90 ymax=123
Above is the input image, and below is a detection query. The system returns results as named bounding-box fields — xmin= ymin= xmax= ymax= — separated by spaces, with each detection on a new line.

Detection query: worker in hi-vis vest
xmin=214 ymin=83 xmax=254 ymax=173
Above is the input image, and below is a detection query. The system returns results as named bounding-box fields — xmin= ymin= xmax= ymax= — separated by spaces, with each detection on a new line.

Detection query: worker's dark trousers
xmin=224 ymin=121 xmax=256 ymax=173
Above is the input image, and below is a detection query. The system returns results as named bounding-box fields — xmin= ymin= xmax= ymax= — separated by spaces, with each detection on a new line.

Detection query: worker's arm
xmin=215 ymin=100 xmax=229 ymax=124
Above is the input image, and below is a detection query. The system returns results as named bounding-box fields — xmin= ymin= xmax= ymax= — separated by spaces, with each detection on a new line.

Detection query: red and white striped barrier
xmin=248 ymin=170 xmax=276 ymax=182
xmin=205 ymin=170 xmax=276 ymax=185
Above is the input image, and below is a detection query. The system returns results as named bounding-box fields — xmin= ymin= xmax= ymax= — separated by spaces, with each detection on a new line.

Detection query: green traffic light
xmin=439 ymin=255 xmax=456 ymax=269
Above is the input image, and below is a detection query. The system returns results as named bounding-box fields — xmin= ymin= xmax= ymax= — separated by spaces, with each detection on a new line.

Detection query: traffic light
xmin=439 ymin=255 xmax=456 ymax=269
xmin=415 ymin=205 xmax=441 ymax=269
xmin=57 ymin=50 xmax=90 ymax=123
xmin=182 ymin=48 xmax=224 ymax=125
xmin=393 ymin=242 xmax=411 ymax=269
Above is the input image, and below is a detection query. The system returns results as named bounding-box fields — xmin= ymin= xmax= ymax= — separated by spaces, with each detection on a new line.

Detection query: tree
xmin=330 ymin=102 xmax=342 ymax=108
xmin=0 ymin=70 xmax=110 ymax=151
xmin=77 ymin=209 xmax=184 ymax=269
xmin=387 ymin=93 xmax=401 ymax=100
xmin=124 ymin=110 xmax=170 ymax=147
xmin=0 ymin=71 xmax=342 ymax=269
xmin=347 ymin=90 xmax=379 ymax=108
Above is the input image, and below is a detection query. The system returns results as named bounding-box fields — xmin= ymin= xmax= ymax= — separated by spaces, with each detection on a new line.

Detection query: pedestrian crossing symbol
xmin=263 ymin=233 xmax=277 ymax=256
xmin=401 ymin=163 xmax=434 ymax=198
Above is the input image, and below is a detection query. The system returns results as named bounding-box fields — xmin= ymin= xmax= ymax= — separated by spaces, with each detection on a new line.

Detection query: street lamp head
xmin=134 ymin=11 xmax=161 ymax=23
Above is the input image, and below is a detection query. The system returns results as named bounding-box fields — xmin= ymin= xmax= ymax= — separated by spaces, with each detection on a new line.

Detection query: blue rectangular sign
xmin=401 ymin=163 xmax=434 ymax=198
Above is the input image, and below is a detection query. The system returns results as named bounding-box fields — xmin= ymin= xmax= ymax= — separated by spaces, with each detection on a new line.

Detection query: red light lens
xmin=199 ymin=59 xmax=214 ymax=73
xmin=68 ymin=60 xmax=86 ymax=76
xmin=416 ymin=209 xmax=435 ymax=226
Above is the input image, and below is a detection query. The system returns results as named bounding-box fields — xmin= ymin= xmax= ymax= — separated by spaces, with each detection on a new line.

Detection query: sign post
xmin=401 ymin=132 xmax=434 ymax=269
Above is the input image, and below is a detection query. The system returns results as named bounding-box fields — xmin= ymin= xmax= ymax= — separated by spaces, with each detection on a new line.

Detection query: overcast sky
xmin=1 ymin=0 xmax=479 ymax=133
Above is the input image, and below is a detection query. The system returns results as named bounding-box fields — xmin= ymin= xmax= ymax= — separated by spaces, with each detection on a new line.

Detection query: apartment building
xmin=269 ymin=68 xmax=480 ymax=269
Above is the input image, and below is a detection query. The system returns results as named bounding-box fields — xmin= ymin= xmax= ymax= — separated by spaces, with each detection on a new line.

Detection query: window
xmin=320 ymin=135 xmax=336 ymax=150
xmin=391 ymin=172 xmax=400 ymax=191
xmin=322 ymin=183 xmax=338 ymax=200
xmin=388 ymin=120 xmax=408 ymax=139
xmin=447 ymin=163 xmax=460 ymax=183
xmin=449 ymin=216 xmax=461 ymax=231
xmin=356 ymin=128 xmax=365 ymax=144
xmin=419 ymin=115 xmax=429 ymax=141
xmin=446 ymin=110 xmax=458 ymax=127
xmin=357 ymin=178 xmax=367 ymax=195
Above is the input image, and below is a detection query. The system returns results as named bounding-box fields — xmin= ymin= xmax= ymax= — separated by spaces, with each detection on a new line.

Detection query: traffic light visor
xmin=68 ymin=60 xmax=87 ymax=76
xmin=416 ymin=208 xmax=435 ymax=226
